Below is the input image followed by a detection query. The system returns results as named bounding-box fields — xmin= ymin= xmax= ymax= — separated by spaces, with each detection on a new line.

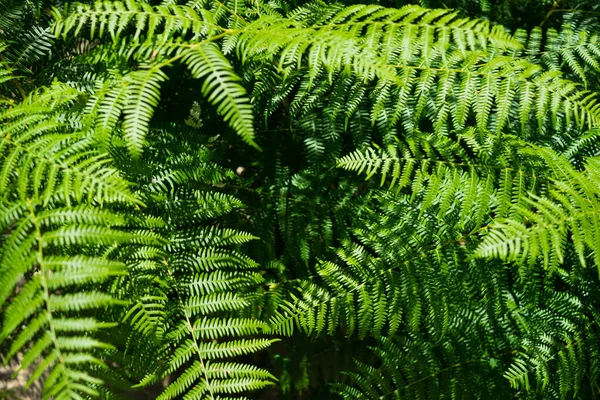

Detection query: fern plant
xmin=0 ymin=83 xmax=138 ymax=398
xmin=0 ymin=65 xmax=275 ymax=400
xmin=3 ymin=0 xmax=600 ymax=399
xmin=106 ymin=128 xmax=278 ymax=399
xmin=478 ymin=147 xmax=600 ymax=272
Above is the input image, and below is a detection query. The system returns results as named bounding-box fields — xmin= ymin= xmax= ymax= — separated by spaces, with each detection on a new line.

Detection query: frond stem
xmin=27 ymin=198 xmax=68 ymax=380
xmin=150 ymin=30 xmax=236 ymax=71
xmin=164 ymin=259 xmax=216 ymax=400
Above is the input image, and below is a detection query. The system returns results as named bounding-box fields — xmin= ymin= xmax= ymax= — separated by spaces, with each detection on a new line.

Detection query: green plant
xmin=2 ymin=0 xmax=600 ymax=399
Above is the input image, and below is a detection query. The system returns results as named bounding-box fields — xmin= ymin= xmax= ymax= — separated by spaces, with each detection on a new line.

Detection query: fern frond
xmin=0 ymin=203 xmax=131 ymax=398
xmin=121 ymin=68 xmax=166 ymax=158
xmin=53 ymin=2 xmax=259 ymax=153
xmin=516 ymin=21 xmax=600 ymax=87
xmin=183 ymin=43 xmax=257 ymax=149
xmin=107 ymin=134 xmax=277 ymax=398
xmin=3 ymin=26 xmax=54 ymax=73
xmin=52 ymin=1 xmax=216 ymax=42
xmin=0 ymin=83 xmax=138 ymax=205
xmin=336 ymin=131 xmax=543 ymax=224
xmin=153 ymin=241 xmax=276 ymax=399
xmin=0 ymin=0 xmax=23 ymax=33
xmin=476 ymin=147 xmax=600 ymax=272
xmin=0 ymin=82 xmax=146 ymax=398
xmin=240 ymin=4 xmax=600 ymax=136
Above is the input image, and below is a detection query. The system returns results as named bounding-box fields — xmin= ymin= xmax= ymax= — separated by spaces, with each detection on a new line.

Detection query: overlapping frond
xmin=52 ymin=1 xmax=600 ymax=161
xmin=515 ymin=17 xmax=600 ymax=87
xmin=52 ymin=0 xmax=216 ymax=42
xmin=4 ymin=1 xmax=600 ymax=399
xmin=0 ymin=83 xmax=137 ymax=205
xmin=477 ymin=147 xmax=600 ymax=273
xmin=268 ymin=188 xmax=492 ymax=339
xmin=337 ymin=131 xmax=545 ymax=223
xmin=153 ymin=238 xmax=277 ymax=399
xmin=183 ymin=43 xmax=256 ymax=149
xmin=0 ymin=60 xmax=14 ymax=85
xmin=0 ymin=0 xmax=24 ymax=32
xmin=52 ymin=1 xmax=258 ymax=155
xmin=241 ymin=3 xmax=600 ymax=141
xmin=0 ymin=83 xmax=140 ymax=398
xmin=106 ymin=132 xmax=277 ymax=398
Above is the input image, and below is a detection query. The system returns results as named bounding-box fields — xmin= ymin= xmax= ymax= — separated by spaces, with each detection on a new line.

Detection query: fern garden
xmin=2 ymin=0 xmax=600 ymax=398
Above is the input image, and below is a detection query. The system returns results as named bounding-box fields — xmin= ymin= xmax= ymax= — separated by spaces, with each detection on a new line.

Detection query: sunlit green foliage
xmin=1 ymin=0 xmax=600 ymax=399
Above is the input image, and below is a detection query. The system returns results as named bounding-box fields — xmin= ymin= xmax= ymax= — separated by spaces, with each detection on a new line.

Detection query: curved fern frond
xmin=240 ymin=3 xmax=600 ymax=136
xmin=182 ymin=43 xmax=256 ymax=149
xmin=133 ymin=228 xmax=278 ymax=399
xmin=337 ymin=131 xmax=544 ymax=223
xmin=0 ymin=84 xmax=142 ymax=398
xmin=53 ymin=1 xmax=259 ymax=154
xmin=476 ymin=147 xmax=600 ymax=273
xmin=516 ymin=19 xmax=600 ymax=87
xmin=3 ymin=26 xmax=54 ymax=74
xmin=0 ymin=0 xmax=24 ymax=33
xmin=269 ymin=201 xmax=476 ymax=339
xmin=54 ymin=2 xmax=600 ymax=158
xmin=332 ymin=335 xmax=509 ymax=399
xmin=121 ymin=67 xmax=166 ymax=158
xmin=0 ymin=60 xmax=15 ymax=86
xmin=0 ymin=84 xmax=138 ymax=204
xmin=0 ymin=203 xmax=131 ymax=398
xmin=52 ymin=1 xmax=217 ymax=42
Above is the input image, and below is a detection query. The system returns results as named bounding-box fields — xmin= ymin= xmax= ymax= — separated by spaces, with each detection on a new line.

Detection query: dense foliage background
xmin=2 ymin=0 xmax=600 ymax=399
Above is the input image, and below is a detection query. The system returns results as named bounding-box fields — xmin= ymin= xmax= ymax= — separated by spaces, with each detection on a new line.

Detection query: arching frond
xmin=52 ymin=1 xmax=216 ymax=42
xmin=0 ymin=84 xmax=141 ymax=398
xmin=0 ymin=83 xmax=138 ymax=205
xmin=240 ymin=3 xmax=600 ymax=138
xmin=515 ymin=18 xmax=600 ymax=87
xmin=182 ymin=43 xmax=256 ymax=149
xmin=477 ymin=147 xmax=600 ymax=273
xmin=337 ymin=131 xmax=544 ymax=223
xmin=52 ymin=1 xmax=259 ymax=154
xmin=3 ymin=26 xmax=53 ymax=73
